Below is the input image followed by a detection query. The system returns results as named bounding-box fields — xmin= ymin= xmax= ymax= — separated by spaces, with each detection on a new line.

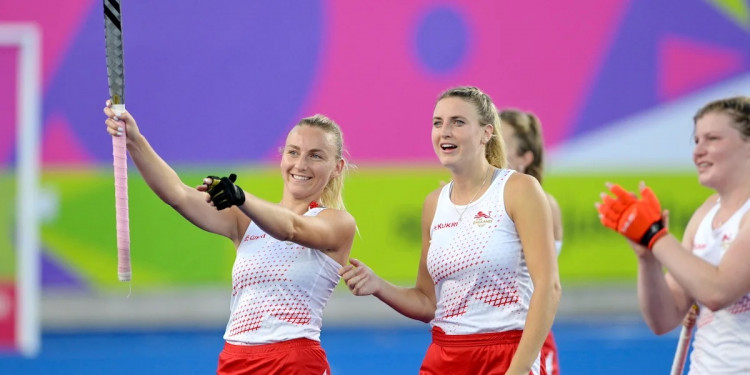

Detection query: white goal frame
xmin=0 ymin=23 xmax=41 ymax=357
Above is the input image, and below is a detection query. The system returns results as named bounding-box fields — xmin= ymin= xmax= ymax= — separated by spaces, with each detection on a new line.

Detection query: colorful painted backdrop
xmin=0 ymin=0 xmax=748 ymax=292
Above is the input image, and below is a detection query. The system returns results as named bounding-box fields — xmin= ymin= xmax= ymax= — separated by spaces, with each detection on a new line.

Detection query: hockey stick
xmin=103 ymin=0 xmax=131 ymax=281
xmin=670 ymin=304 xmax=698 ymax=375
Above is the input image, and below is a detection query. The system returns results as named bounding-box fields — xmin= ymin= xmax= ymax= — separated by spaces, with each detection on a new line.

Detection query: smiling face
xmin=432 ymin=97 xmax=493 ymax=169
xmin=693 ymin=111 xmax=750 ymax=190
xmin=281 ymin=125 xmax=342 ymax=202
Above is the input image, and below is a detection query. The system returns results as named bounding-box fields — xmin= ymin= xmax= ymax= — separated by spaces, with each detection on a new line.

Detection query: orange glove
xmin=597 ymin=183 xmax=667 ymax=249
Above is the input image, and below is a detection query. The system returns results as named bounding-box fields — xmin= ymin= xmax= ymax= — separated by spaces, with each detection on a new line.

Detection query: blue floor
xmin=0 ymin=319 xmax=690 ymax=374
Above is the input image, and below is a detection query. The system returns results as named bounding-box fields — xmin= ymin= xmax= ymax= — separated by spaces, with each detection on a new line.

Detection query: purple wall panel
xmin=1 ymin=0 xmax=749 ymax=167
xmin=0 ymin=47 xmax=17 ymax=164
xmin=42 ymin=1 xmax=323 ymax=165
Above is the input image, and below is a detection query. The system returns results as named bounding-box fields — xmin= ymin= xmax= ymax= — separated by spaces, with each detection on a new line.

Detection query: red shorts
xmin=217 ymin=338 xmax=330 ymax=375
xmin=541 ymin=331 xmax=559 ymax=375
xmin=419 ymin=327 xmax=545 ymax=375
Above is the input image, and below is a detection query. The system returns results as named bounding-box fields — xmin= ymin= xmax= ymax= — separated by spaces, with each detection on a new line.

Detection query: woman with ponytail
xmin=103 ymin=103 xmax=355 ymax=374
xmin=339 ymin=86 xmax=561 ymax=375
xmin=501 ymin=109 xmax=563 ymax=375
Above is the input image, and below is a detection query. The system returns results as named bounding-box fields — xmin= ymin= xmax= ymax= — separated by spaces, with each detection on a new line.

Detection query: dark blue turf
xmin=0 ymin=320 xmax=690 ymax=374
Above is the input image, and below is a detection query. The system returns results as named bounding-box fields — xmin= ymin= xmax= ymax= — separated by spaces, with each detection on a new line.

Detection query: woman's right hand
xmin=626 ymin=209 xmax=670 ymax=258
xmin=338 ymin=258 xmax=382 ymax=296
xmin=103 ymin=99 xmax=141 ymax=141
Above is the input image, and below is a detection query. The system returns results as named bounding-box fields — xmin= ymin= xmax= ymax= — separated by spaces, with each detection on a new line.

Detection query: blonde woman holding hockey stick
xmin=104 ymin=102 xmax=356 ymax=374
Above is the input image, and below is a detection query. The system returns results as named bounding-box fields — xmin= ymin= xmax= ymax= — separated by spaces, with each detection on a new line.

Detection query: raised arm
xmin=338 ymin=189 xmax=439 ymax=322
xmin=236 ymin=192 xmax=356 ymax=265
xmin=103 ymin=102 xmax=246 ymax=244
xmin=505 ymin=173 xmax=561 ymax=375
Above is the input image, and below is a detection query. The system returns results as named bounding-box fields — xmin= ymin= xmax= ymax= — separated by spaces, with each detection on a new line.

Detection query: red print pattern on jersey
xmin=697 ymin=309 xmax=714 ymax=328
xmin=431 ymin=210 xmax=519 ymax=319
xmin=439 ymin=266 xmax=520 ymax=319
xmin=228 ymin=242 xmax=312 ymax=336
xmin=727 ymin=295 xmax=750 ymax=315
xmin=474 ymin=269 xmax=520 ymax=308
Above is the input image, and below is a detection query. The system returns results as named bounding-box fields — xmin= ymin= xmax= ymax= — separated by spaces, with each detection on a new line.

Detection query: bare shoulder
xmin=545 ymin=192 xmax=561 ymax=214
xmin=505 ymin=172 xmax=544 ymax=200
xmin=422 ymin=186 xmax=442 ymax=219
xmin=699 ymin=193 xmax=719 ymax=210
xmin=690 ymin=194 xmax=719 ymax=224
xmin=424 ymin=186 xmax=442 ymax=207
xmin=504 ymin=172 xmax=545 ymax=217
xmin=317 ymin=208 xmax=357 ymax=236
xmin=507 ymin=171 xmax=540 ymax=189
xmin=318 ymin=207 xmax=356 ymax=225
xmin=682 ymin=193 xmax=718 ymax=246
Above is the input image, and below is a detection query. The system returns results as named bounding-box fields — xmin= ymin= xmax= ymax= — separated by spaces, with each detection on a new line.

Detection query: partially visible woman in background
xmin=501 ymin=109 xmax=563 ymax=375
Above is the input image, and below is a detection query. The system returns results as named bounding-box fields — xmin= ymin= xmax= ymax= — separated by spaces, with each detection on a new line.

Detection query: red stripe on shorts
xmin=221 ymin=338 xmax=320 ymax=354
xmin=431 ymin=326 xmax=523 ymax=347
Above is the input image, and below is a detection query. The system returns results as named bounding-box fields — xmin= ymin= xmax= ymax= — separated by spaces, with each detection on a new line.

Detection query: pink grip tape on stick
xmin=111 ymin=104 xmax=131 ymax=281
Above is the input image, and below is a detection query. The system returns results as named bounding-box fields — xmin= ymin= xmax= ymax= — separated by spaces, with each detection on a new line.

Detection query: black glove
xmin=206 ymin=173 xmax=245 ymax=210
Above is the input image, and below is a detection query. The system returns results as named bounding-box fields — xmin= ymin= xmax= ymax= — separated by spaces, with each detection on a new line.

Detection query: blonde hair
xmin=437 ymin=86 xmax=507 ymax=168
xmin=694 ymin=96 xmax=750 ymax=140
xmin=295 ymin=114 xmax=351 ymax=210
xmin=500 ymin=109 xmax=545 ymax=183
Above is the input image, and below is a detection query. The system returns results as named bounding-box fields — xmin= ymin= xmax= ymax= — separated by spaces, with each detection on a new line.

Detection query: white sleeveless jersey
xmin=223 ymin=207 xmax=341 ymax=345
xmin=689 ymin=198 xmax=750 ymax=374
xmin=428 ymin=169 xmax=533 ymax=335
